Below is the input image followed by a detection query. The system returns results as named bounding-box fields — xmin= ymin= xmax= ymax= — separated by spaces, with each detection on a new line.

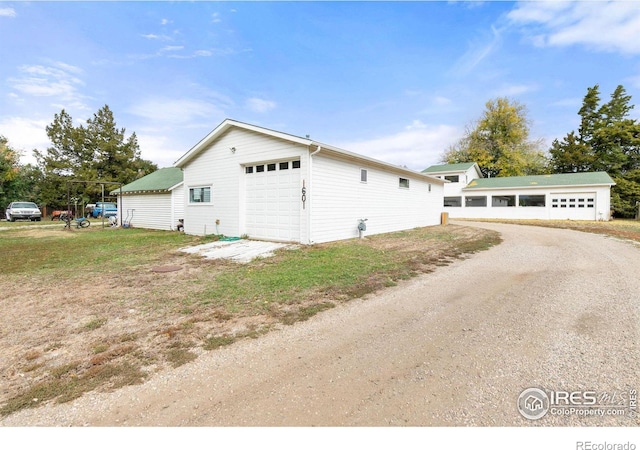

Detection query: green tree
xmin=1 ymin=135 xmax=20 ymax=207
xmin=35 ymin=105 xmax=158 ymax=208
xmin=0 ymin=136 xmax=44 ymax=208
xmin=549 ymin=84 xmax=640 ymax=217
xmin=442 ymin=97 xmax=547 ymax=177
xmin=548 ymin=132 xmax=594 ymax=173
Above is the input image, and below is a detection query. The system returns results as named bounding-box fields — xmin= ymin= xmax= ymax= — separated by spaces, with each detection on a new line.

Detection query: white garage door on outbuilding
xmin=550 ymin=193 xmax=597 ymax=220
xmin=448 ymin=171 xmax=615 ymax=221
xmin=174 ymin=119 xmax=446 ymax=243
xmin=244 ymin=159 xmax=301 ymax=242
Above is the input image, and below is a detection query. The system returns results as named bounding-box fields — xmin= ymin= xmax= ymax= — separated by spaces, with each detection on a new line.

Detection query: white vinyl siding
xmin=309 ymin=154 xmax=442 ymax=244
xmin=117 ymin=193 xmax=172 ymax=230
xmin=182 ymin=128 xmax=307 ymax=238
xmin=443 ymin=186 xmax=610 ymax=221
xmin=171 ymin=184 xmax=184 ymax=227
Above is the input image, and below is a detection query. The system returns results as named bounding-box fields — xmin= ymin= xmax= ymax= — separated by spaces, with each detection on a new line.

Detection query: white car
xmin=5 ymin=202 xmax=42 ymax=222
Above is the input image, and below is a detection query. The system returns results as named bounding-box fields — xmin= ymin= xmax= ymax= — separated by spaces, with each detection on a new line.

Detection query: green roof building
xmin=111 ymin=167 xmax=184 ymax=231
xmin=422 ymin=162 xmax=615 ymax=221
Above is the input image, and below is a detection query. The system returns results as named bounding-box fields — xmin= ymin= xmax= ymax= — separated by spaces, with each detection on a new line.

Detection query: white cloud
xmin=451 ymin=25 xmax=503 ymax=76
xmin=433 ymin=96 xmax=452 ymax=106
xmin=246 ymin=98 xmax=276 ymax=113
xmin=141 ymin=33 xmax=173 ymax=41
xmin=0 ymin=117 xmax=51 ymax=165
xmin=8 ymin=63 xmax=85 ymax=99
xmin=336 ymin=121 xmax=462 ymax=171
xmin=127 ymin=95 xmax=231 ymax=166
xmin=492 ymin=83 xmax=539 ymax=97
xmin=508 ymin=1 xmax=640 ymax=54
xmin=550 ymin=97 xmax=581 ymax=108
xmin=161 ymin=45 xmax=184 ymax=53
xmin=135 ymin=133 xmax=187 ymax=168
xmin=194 ymin=50 xmax=213 ymax=57
xmin=128 ymin=98 xmax=224 ymax=125
xmin=0 ymin=7 xmax=16 ymax=17
xmin=160 ymin=19 xmax=171 ymax=26
xmin=211 ymin=13 xmax=222 ymax=24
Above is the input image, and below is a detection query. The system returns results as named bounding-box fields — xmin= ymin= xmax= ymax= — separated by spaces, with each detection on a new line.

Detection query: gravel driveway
xmin=2 ymin=221 xmax=638 ymax=426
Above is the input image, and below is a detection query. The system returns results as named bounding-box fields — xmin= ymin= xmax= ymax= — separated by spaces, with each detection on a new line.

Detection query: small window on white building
xmin=399 ymin=177 xmax=410 ymax=189
xmin=519 ymin=195 xmax=546 ymax=207
xmin=492 ymin=195 xmax=516 ymax=207
xmin=361 ymin=169 xmax=368 ymax=183
xmin=292 ymin=160 xmax=301 ymax=169
xmin=280 ymin=162 xmax=289 ymax=170
xmin=444 ymin=175 xmax=459 ymax=182
xmin=466 ymin=196 xmax=487 ymax=207
xmin=245 ymin=166 xmax=253 ymax=174
xmin=189 ymin=186 xmax=211 ymax=203
xmin=444 ymin=197 xmax=462 ymax=207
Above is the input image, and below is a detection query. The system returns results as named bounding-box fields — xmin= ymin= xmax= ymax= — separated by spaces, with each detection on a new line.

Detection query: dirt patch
xmin=150 ymin=265 xmax=183 ymax=273
xmin=0 ymin=225 xmax=500 ymax=417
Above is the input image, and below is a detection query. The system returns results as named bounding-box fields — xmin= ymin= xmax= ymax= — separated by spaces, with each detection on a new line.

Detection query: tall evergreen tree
xmin=549 ymin=85 xmax=640 ymax=217
xmin=35 ymin=105 xmax=158 ymax=208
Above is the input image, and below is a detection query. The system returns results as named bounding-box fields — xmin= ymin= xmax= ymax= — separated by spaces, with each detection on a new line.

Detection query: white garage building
xmin=174 ymin=119 xmax=445 ymax=243
xmin=113 ymin=167 xmax=184 ymax=230
xmin=423 ymin=163 xmax=615 ymax=221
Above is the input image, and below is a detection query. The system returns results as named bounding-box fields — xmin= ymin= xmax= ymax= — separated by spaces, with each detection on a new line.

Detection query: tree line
xmin=2 ymin=87 xmax=640 ymax=217
xmin=1 ymin=105 xmax=157 ymax=213
xmin=442 ymin=85 xmax=640 ymax=218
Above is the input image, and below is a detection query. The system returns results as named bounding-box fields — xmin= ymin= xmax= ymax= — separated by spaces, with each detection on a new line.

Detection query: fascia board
xmin=312 ymin=142 xmax=445 ymax=184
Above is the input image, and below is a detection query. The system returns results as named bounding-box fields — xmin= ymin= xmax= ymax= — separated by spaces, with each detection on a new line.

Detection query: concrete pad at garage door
xmin=180 ymin=239 xmax=295 ymax=263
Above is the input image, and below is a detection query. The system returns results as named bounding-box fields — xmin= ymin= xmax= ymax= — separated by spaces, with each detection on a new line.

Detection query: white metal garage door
xmin=244 ymin=160 xmax=301 ymax=241
xmin=549 ymin=193 xmax=596 ymax=220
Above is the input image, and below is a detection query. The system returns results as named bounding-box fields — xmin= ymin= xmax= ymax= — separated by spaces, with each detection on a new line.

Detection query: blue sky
xmin=1 ymin=1 xmax=640 ymax=172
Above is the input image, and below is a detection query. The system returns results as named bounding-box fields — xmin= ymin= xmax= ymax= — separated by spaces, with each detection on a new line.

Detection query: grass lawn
xmin=0 ymin=223 xmax=500 ymax=416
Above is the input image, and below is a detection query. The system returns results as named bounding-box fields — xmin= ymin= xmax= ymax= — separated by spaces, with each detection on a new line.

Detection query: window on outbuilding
xmin=519 ymin=195 xmax=546 ymax=207
xmin=399 ymin=177 xmax=410 ymax=189
xmin=492 ymin=195 xmax=516 ymax=207
xmin=361 ymin=169 xmax=368 ymax=183
xmin=189 ymin=186 xmax=211 ymax=203
xmin=444 ymin=175 xmax=459 ymax=182
xmin=465 ymin=196 xmax=487 ymax=207
xmin=444 ymin=197 xmax=462 ymax=207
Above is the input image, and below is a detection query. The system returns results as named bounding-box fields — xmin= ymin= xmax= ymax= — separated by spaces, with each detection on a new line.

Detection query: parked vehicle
xmin=5 ymin=202 xmax=42 ymax=222
xmin=91 ymin=202 xmax=118 ymax=218
xmin=85 ymin=204 xmax=96 ymax=217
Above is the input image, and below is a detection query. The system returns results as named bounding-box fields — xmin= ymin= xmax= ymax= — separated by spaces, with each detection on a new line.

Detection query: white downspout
xmin=307 ymin=145 xmax=322 ymax=244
